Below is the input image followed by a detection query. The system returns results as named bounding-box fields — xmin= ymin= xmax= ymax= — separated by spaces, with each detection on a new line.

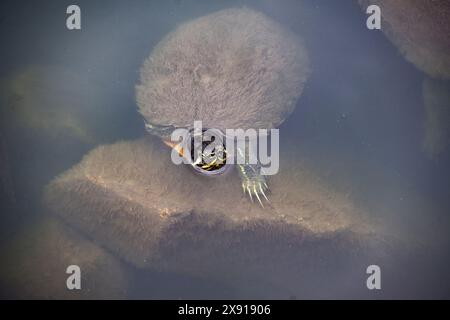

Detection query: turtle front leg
xmin=237 ymin=163 xmax=269 ymax=207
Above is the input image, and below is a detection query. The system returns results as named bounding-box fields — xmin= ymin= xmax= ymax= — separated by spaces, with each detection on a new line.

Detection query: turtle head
xmin=146 ymin=120 xmax=230 ymax=176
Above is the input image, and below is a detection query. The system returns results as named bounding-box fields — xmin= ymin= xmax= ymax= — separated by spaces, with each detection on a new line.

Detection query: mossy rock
xmin=44 ymin=136 xmax=391 ymax=296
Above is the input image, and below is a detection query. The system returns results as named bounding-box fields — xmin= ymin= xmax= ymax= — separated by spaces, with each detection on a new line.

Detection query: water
xmin=0 ymin=0 xmax=449 ymax=299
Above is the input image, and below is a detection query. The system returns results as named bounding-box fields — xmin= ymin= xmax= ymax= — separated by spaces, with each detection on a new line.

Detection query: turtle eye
xmin=188 ymin=128 xmax=230 ymax=176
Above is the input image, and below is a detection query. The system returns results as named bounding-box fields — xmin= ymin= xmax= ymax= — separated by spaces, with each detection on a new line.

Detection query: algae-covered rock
xmin=0 ymin=216 xmax=130 ymax=299
xmin=44 ymin=136 xmax=388 ymax=296
xmin=359 ymin=0 xmax=450 ymax=79
xmin=359 ymin=1 xmax=450 ymax=158
xmin=0 ymin=65 xmax=127 ymax=200
xmin=0 ymin=65 xmax=98 ymax=144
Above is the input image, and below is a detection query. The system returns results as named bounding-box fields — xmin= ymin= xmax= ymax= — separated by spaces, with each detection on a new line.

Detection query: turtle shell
xmin=136 ymin=7 xmax=310 ymax=132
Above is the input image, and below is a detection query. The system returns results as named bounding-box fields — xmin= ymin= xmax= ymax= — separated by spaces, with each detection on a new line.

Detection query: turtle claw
xmin=242 ymin=178 xmax=270 ymax=207
xmin=238 ymin=163 xmax=270 ymax=207
xmin=246 ymin=185 xmax=253 ymax=202
xmin=259 ymin=184 xmax=269 ymax=202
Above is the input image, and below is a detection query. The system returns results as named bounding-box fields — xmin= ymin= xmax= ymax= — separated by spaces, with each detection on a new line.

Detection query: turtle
xmin=136 ymin=7 xmax=310 ymax=205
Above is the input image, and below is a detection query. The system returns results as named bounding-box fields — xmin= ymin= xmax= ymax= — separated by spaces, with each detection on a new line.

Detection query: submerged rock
xmin=0 ymin=216 xmax=130 ymax=299
xmin=359 ymin=0 xmax=450 ymax=79
xmin=359 ymin=0 xmax=450 ymax=158
xmin=0 ymin=65 xmax=97 ymax=144
xmin=44 ymin=136 xmax=390 ymax=297
xmin=0 ymin=64 xmax=137 ymax=203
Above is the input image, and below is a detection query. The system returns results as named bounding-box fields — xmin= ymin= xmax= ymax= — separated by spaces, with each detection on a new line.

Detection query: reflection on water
xmin=0 ymin=0 xmax=449 ymax=299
